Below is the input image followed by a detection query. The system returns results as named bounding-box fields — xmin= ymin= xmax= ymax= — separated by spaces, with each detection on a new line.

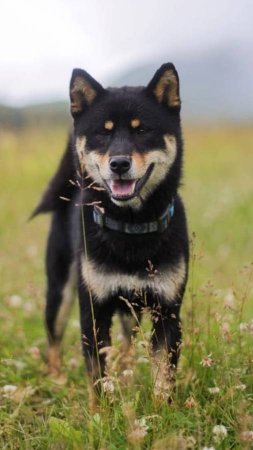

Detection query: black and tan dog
xmin=33 ymin=63 xmax=189 ymax=395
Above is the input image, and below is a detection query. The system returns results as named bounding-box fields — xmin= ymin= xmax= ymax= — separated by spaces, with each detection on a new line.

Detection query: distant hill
xmin=0 ymin=101 xmax=70 ymax=129
xmin=111 ymin=45 xmax=253 ymax=123
xmin=0 ymin=45 xmax=252 ymax=127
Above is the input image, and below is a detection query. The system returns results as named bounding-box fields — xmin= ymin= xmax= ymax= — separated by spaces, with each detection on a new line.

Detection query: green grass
xmin=0 ymin=125 xmax=252 ymax=449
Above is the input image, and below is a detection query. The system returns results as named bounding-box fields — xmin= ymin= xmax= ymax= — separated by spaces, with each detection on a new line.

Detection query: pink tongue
xmin=110 ymin=180 xmax=135 ymax=196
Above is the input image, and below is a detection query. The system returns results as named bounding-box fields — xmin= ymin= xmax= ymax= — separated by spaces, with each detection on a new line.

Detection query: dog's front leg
xmin=151 ymin=303 xmax=182 ymax=401
xmin=78 ymin=284 xmax=114 ymax=392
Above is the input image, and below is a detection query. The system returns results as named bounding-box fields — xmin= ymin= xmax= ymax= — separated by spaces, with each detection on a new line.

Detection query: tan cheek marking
xmin=132 ymin=152 xmax=146 ymax=173
xmin=131 ymin=118 xmax=141 ymax=128
xmin=104 ymin=120 xmax=114 ymax=130
xmin=97 ymin=154 xmax=110 ymax=173
xmin=76 ymin=136 xmax=87 ymax=171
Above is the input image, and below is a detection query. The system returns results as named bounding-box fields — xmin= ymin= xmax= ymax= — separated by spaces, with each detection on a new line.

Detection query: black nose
xmin=109 ymin=156 xmax=131 ymax=174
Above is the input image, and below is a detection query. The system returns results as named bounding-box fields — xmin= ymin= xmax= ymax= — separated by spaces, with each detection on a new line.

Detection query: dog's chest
xmin=81 ymin=255 xmax=186 ymax=303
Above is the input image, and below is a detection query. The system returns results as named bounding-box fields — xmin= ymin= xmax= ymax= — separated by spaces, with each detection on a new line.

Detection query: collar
xmin=93 ymin=199 xmax=174 ymax=234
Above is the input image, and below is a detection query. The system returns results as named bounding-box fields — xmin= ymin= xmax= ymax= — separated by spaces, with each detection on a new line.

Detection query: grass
xmin=0 ymin=124 xmax=252 ymax=449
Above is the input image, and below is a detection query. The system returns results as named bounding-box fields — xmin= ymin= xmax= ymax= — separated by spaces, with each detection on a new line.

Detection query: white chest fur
xmin=81 ymin=256 xmax=186 ymax=303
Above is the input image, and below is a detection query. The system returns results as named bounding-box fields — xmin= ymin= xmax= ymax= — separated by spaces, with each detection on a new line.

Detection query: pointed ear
xmin=146 ymin=63 xmax=181 ymax=110
xmin=70 ymin=68 xmax=104 ymax=116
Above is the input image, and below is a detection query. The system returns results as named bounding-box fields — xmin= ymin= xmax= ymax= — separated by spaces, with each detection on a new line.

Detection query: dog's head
xmin=70 ymin=63 xmax=182 ymax=209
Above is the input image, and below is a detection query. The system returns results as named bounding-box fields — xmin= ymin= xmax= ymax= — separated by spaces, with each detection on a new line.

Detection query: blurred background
xmin=0 ymin=0 xmax=253 ymax=125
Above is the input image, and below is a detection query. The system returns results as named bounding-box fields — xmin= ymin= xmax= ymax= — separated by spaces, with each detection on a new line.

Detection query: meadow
xmin=0 ymin=124 xmax=252 ymax=449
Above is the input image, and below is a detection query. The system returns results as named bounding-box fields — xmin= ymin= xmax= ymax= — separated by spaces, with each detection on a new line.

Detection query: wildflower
xmin=102 ymin=378 xmax=115 ymax=394
xmin=212 ymin=424 xmax=227 ymax=442
xmin=235 ymin=384 xmax=246 ymax=391
xmin=200 ymin=354 xmax=214 ymax=367
xmin=28 ymin=346 xmax=40 ymax=359
xmin=239 ymin=322 xmax=248 ymax=332
xmin=8 ymin=295 xmax=22 ymax=308
xmin=208 ymin=387 xmax=220 ymax=394
xmin=202 ymin=447 xmax=215 ymax=450
xmin=127 ymin=418 xmax=148 ymax=444
xmin=185 ymin=395 xmax=197 ymax=408
xmin=122 ymin=369 xmax=133 ymax=378
xmin=1 ymin=384 xmax=17 ymax=398
xmin=240 ymin=431 xmax=253 ymax=442
xmin=186 ymin=436 xmax=196 ymax=448
xmin=224 ymin=289 xmax=234 ymax=308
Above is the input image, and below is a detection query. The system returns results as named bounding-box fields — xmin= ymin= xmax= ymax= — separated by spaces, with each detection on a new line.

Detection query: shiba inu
xmin=33 ymin=63 xmax=189 ymax=397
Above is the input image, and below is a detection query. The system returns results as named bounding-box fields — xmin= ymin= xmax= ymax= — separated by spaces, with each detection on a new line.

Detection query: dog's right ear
xmin=70 ymin=68 xmax=104 ymax=116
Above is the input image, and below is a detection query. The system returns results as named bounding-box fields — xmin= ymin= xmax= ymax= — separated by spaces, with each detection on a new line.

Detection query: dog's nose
xmin=109 ymin=156 xmax=131 ymax=174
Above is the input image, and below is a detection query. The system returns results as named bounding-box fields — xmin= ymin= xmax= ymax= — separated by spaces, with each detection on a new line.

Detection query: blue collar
xmin=93 ymin=200 xmax=174 ymax=234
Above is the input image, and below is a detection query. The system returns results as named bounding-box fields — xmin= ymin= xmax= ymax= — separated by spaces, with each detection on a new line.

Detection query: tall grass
xmin=0 ymin=125 xmax=252 ymax=449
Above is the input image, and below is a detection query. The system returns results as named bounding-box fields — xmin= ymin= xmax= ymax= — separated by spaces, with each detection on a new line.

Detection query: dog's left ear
xmin=146 ymin=63 xmax=181 ymax=110
xmin=70 ymin=68 xmax=105 ymax=116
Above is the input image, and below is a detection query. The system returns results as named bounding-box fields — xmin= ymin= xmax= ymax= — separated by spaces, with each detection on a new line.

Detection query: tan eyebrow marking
xmin=131 ymin=118 xmax=141 ymax=128
xmin=104 ymin=120 xmax=114 ymax=130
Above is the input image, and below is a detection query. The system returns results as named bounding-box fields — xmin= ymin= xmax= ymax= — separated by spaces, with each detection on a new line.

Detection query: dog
xmin=33 ymin=63 xmax=189 ymax=398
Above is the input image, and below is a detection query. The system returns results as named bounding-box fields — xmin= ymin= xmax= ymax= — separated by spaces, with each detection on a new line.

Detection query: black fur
xmin=35 ymin=63 xmax=189 ymax=392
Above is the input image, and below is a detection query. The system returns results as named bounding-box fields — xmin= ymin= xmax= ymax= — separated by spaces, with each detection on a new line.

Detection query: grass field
xmin=0 ymin=125 xmax=253 ymax=449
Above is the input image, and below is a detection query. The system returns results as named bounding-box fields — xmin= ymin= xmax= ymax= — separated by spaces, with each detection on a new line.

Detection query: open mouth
xmin=105 ymin=163 xmax=154 ymax=201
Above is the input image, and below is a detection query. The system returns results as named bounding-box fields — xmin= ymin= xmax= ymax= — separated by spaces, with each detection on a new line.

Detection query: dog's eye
xmin=135 ymin=127 xmax=152 ymax=135
xmin=95 ymin=128 xmax=112 ymax=138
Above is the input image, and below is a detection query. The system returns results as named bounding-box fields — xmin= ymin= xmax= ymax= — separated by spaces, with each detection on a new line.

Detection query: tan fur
xmin=76 ymin=136 xmax=102 ymax=183
xmin=47 ymin=343 xmax=61 ymax=375
xmin=104 ymin=120 xmax=114 ymax=130
xmin=81 ymin=255 xmax=186 ymax=303
xmin=131 ymin=118 xmax=141 ymax=128
xmin=75 ymin=134 xmax=177 ymax=209
xmin=70 ymin=76 xmax=97 ymax=114
xmin=153 ymin=70 xmax=180 ymax=108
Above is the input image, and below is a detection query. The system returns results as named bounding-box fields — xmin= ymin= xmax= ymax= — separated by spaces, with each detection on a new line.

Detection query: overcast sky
xmin=1 ymin=0 xmax=252 ymax=105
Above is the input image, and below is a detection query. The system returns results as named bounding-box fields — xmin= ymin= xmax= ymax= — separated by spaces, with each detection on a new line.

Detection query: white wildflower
xmin=8 ymin=295 xmax=22 ymax=308
xmin=208 ymin=387 xmax=220 ymax=394
xmin=213 ymin=424 xmax=227 ymax=442
xmin=2 ymin=384 xmax=17 ymax=398
xmin=239 ymin=322 xmax=248 ymax=332
xmin=235 ymin=384 xmax=246 ymax=391
xmin=224 ymin=289 xmax=234 ymax=308
xmin=102 ymin=379 xmax=114 ymax=393
xmin=122 ymin=369 xmax=133 ymax=378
